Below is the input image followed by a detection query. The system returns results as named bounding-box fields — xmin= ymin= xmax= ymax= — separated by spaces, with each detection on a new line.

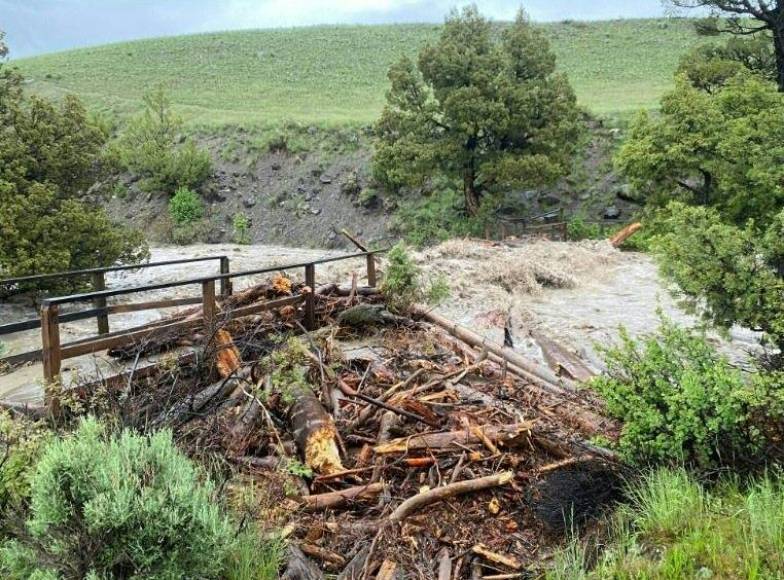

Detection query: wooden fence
xmin=0 ymin=256 xmax=231 ymax=367
xmin=10 ymin=250 xmax=383 ymax=384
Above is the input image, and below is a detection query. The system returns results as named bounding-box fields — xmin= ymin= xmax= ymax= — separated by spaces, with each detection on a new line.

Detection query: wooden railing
xmin=34 ymin=250 xmax=384 ymax=384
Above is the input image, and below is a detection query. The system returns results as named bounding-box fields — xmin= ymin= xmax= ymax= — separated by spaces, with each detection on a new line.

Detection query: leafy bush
xmin=593 ymin=317 xmax=783 ymax=469
xmin=168 ymin=186 xmax=204 ymax=225
xmin=382 ymin=243 xmax=450 ymax=313
xmin=232 ymin=212 xmax=251 ymax=245
xmin=115 ymin=87 xmax=211 ymax=193
xmin=548 ymin=468 xmax=784 ymax=579
xmin=0 ymin=418 xmax=238 ymax=579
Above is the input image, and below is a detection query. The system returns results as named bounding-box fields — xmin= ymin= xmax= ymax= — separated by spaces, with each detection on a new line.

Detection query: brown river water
xmin=0 ymin=241 xmax=761 ymax=404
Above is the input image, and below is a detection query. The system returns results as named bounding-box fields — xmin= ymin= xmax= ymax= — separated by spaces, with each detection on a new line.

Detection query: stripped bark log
xmin=302 ymin=483 xmax=385 ymax=511
xmin=154 ymin=367 xmax=252 ymax=427
xmin=416 ymin=308 xmax=578 ymax=392
xmin=530 ymin=329 xmax=595 ymax=382
xmin=389 ymin=472 xmax=515 ymax=523
xmin=437 ymin=548 xmax=452 ymax=580
xmin=609 ymin=222 xmax=642 ymax=248
xmin=450 ymin=383 xmax=619 ymax=462
xmin=372 ymin=411 xmax=399 ymax=483
xmin=290 ymin=383 xmax=344 ymax=475
xmin=374 ymin=423 xmax=533 ymax=456
xmin=471 ymin=544 xmax=522 ymax=571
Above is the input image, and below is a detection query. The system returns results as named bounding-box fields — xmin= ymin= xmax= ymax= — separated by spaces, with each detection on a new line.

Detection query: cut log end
xmin=305 ymin=425 xmax=344 ymax=475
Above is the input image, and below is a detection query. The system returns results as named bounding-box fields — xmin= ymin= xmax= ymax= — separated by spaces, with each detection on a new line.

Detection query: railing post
xmin=92 ymin=271 xmax=109 ymax=335
xmin=41 ymin=304 xmax=61 ymax=411
xmin=304 ymin=263 xmax=316 ymax=330
xmin=202 ymin=280 xmax=217 ymax=334
xmin=219 ymin=257 xmax=232 ymax=297
xmin=366 ymin=253 xmax=377 ymax=288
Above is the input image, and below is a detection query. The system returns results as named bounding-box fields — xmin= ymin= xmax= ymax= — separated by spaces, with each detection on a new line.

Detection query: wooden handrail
xmin=31 ymin=248 xmax=387 ymax=389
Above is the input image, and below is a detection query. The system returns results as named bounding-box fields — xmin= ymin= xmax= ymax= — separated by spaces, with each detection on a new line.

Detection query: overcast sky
xmin=3 ymin=0 xmax=679 ymax=58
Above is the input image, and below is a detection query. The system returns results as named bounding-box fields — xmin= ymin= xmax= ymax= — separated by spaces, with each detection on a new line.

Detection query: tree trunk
xmin=774 ymin=25 xmax=784 ymax=92
xmin=463 ymin=167 xmax=480 ymax=216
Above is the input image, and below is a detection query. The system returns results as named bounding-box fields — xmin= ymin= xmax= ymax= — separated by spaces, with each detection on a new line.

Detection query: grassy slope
xmin=14 ymin=19 xmax=706 ymax=127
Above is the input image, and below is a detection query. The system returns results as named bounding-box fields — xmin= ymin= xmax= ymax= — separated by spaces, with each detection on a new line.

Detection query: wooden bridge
xmin=0 ymin=249 xmax=383 ymax=391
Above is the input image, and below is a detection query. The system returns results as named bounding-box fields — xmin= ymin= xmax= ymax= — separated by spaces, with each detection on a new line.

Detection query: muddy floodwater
xmin=0 ymin=241 xmax=761 ymax=404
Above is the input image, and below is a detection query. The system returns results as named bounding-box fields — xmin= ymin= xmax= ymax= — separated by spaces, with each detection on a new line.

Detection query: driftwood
xmin=337 ymin=545 xmax=371 ymax=580
xmin=530 ymin=330 xmax=595 ymax=382
xmin=451 ymin=383 xmax=619 ymax=461
xmin=389 ymin=472 xmax=515 ymax=523
xmin=437 ymin=548 xmax=452 ymax=580
xmin=471 ymin=544 xmax=522 ymax=571
xmin=282 ymin=544 xmax=324 ymax=580
xmin=300 ymin=543 xmax=347 ymax=568
xmin=609 ymin=222 xmax=642 ymax=248
xmin=372 ymin=411 xmax=399 ymax=483
xmin=374 ymin=423 xmax=533 ymax=455
xmin=290 ymin=383 xmax=344 ymax=475
xmin=416 ymin=308 xmax=578 ymax=393
xmin=154 ymin=367 xmax=252 ymax=427
xmin=302 ymin=482 xmax=385 ymax=510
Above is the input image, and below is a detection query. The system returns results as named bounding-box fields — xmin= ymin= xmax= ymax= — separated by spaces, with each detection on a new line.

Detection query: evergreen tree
xmin=374 ymin=6 xmax=581 ymax=216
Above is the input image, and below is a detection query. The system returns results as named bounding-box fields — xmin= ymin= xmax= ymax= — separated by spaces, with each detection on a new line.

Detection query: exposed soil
xmin=100 ymin=121 xmax=640 ymax=248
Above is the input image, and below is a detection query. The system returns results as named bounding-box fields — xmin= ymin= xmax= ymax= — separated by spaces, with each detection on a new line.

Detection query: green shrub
xmin=547 ymin=468 xmax=784 ymax=579
xmin=566 ymin=215 xmax=605 ymax=241
xmin=115 ymin=87 xmax=211 ymax=193
xmin=232 ymin=212 xmax=251 ymax=245
xmin=382 ymin=243 xmax=450 ymax=313
xmin=593 ymin=317 xmax=783 ymax=469
xmin=0 ymin=418 xmax=237 ymax=579
xmin=0 ymin=413 xmax=50 ymax=512
xmin=168 ymin=186 xmax=204 ymax=225
xmin=393 ymin=188 xmax=493 ymax=247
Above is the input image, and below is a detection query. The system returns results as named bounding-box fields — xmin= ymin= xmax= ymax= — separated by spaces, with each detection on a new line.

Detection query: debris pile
xmin=50 ymin=274 xmax=622 ymax=578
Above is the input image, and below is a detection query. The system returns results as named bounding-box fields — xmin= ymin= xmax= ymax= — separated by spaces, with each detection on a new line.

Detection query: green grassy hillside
xmin=14 ymin=19 xmax=707 ymax=127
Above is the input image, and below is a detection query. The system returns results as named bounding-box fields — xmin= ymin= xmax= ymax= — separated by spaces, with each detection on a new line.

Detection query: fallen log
xmin=302 ymin=482 xmax=385 ymax=511
xmin=372 ymin=411 xmax=399 ymax=483
xmin=374 ymin=423 xmax=533 ymax=456
xmin=450 ymin=383 xmax=619 ymax=461
xmin=154 ymin=366 xmax=252 ymax=427
xmin=437 ymin=331 xmax=613 ymax=437
xmin=300 ymin=543 xmax=347 ymax=568
xmin=416 ymin=307 xmax=577 ymax=393
xmin=471 ymin=544 xmax=522 ymax=571
xmin=530 ymin=330 xmax=595 ymax=382
xmin=228 ymin=397 xmax=262 ymax=455
xmin=290 ymin=383 xmax=344 ymax=475
xmin=438 ymin=548 xmax=452 ymax=580
xmin=213 ymin=329 xmax=241 ymax=378
xmin=337 ymin=545 xmax=371 ymax=580
xmin=282 ymin=544 xmax=324 ymax=580
xmin=609 ymin=222 xmax=642 ymax=248
xmin=389 ymin=472 xmax=515 ymax=523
